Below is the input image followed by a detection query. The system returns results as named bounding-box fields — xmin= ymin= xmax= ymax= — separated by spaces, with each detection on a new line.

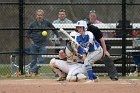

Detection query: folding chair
xmin=10 ymin=48 xmax=31 ymax=76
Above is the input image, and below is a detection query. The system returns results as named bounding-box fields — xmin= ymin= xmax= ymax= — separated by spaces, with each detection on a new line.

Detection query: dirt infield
xmin=0 ymin=79 xmax=140 ymax=93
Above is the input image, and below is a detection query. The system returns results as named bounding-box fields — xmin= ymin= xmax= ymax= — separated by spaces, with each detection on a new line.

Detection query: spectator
xmin=52 ymin=9 xmax=73 ymax=52
xmin=132 ymin=29 xmax=140 ymax=38
xmin=26 ymin=9 xmax=60 ymax=76
xmin=86 ymin=9 xmax=119 ymax=81
xmin=88 ymin=9 xmax=112 ymax=38
xmin=130 ymin=30 xmax=140 ymax=76
xmin=88 ymin=9 xmax=102 ymax=24
xmin=53 ymin=9 xmax=73 ymax=24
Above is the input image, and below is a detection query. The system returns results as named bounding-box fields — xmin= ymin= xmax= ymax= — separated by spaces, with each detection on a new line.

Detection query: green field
xmin=0 ymin=64 xmax=140 ymax=80
xmin=0 ymin=64 xmax=53 ymax=77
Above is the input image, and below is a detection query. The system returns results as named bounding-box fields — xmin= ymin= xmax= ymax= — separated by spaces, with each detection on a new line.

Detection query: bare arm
xmin=59 ymin=50 xmax=66 ymax=59
xmin=99 ymin=37 xmax=110 ymax=57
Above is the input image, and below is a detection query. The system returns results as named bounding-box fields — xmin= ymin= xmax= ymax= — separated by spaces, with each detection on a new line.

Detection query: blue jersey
xmin=75 ymin=31 xmax=100 ymax=52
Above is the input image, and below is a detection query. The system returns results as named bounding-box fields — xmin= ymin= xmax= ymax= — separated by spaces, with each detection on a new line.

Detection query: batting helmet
xmin=75 ymin=20 xmax=87 ymax=29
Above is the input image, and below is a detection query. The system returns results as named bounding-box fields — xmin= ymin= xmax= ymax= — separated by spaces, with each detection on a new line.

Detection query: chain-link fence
xmin=0 ymin=0 xmax=140 ymax=77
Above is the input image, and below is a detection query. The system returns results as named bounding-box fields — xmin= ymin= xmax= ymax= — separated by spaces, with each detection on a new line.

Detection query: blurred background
xmin=0 ymin=0 xmax=140 ymax=77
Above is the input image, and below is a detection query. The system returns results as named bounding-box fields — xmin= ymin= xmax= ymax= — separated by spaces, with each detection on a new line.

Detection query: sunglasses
xmin=59 ymin=9 xmax=66 ymax=12
xmin=89 ymin=10 xmax=96 ymax=13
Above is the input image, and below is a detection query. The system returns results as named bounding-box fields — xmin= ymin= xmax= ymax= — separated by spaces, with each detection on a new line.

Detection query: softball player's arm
xmin=87 ymin=31 xmax=94 ymax=45
xmin=59 ymin=50 xmax=66 ymax=59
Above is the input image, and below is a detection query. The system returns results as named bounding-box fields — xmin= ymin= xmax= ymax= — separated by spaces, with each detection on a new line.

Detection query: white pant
xmin=50 ymin=58 xmax=85 ymax=76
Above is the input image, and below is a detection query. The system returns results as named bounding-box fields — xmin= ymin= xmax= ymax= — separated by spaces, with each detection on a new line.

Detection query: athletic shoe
xmin=94 ymin=76 xmax=100 ymax=82
xmin=55 ymin=74 xmax=59 ymax=77
xmin=110 ymin=76 xmax=119 ymax=81
xmin=56 ymin=77 xmax=66 ymax=81
xmin=84 ymin=77 xmax=99 ymax=83
xmin=26 ymin=72 xmax=37 ymax=77
xmin=84 ymin=80 xmax=93 ymax=84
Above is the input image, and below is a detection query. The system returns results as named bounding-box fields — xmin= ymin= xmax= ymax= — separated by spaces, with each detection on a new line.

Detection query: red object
xmin=132 ymin=31 xmax=137 ymax=38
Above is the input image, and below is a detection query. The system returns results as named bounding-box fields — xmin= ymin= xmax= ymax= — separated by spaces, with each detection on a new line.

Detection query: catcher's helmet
xmin=75 ymin=20 xmax=87 ymax=29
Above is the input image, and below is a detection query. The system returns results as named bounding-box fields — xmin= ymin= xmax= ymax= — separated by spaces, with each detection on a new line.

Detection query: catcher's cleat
xmin=55 ymin=74 xmax=59 ymax=77
xmin=56 ymin=77 xmax=66 ymax=81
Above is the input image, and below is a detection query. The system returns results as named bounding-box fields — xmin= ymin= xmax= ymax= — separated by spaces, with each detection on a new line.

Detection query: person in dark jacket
xmin=26 ymin=9 xmax=61 ymax=76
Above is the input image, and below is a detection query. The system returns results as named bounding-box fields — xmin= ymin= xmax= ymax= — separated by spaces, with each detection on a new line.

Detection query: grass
xmin=0 ymin=64 xmax=53 ymax=78
xmin=0 ymin=64 xmax=11 ymax=75
xmin=0 ymin=64 xmax=140 ymax=80
xmin=0 ymin=74 xmax=140 ymax=80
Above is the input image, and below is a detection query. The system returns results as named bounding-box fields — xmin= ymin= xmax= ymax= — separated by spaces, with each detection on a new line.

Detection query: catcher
xmin=49 ymin=31 xmax=87 ymax=82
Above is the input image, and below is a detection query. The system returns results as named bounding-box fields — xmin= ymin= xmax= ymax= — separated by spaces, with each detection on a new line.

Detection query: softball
xmin=42 ymin=31 xmax=48 ymax=36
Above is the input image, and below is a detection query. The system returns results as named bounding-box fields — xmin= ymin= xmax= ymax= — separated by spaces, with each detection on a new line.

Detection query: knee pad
xmin=77 ymin=73 xmax=87 ymax=80
xmin=66 ymin=75 xmax=77 ymax=82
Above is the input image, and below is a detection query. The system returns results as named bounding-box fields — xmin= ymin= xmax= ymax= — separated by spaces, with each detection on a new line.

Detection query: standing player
xmin=75 ymin=20 xmax=103 ymax=83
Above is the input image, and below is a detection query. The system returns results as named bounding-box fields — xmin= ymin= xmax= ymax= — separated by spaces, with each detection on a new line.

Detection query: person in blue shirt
xmin=75 ymin=20 xmax=103 ymax=83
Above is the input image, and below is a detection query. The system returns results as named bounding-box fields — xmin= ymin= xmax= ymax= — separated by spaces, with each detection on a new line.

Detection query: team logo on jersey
xmin=77 ymin=22 xmax=80 ymax=25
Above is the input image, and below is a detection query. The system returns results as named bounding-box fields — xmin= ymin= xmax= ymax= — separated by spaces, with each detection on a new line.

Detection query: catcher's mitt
xmin=65 ymin=41 xmax=84 ymax=64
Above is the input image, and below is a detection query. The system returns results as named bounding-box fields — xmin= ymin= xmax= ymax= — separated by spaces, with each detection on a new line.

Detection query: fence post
xmin=18 ymin=0 xmax=25 ymax=75
xmin=122 ymin=0 xmax=127 ymax=76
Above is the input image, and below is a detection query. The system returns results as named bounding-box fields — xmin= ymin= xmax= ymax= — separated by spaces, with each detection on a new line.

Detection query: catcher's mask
xmin=66 ymin=41 xmax=74 ymax=52
xmin=66 ymin=41 xmax=83 ymax=62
